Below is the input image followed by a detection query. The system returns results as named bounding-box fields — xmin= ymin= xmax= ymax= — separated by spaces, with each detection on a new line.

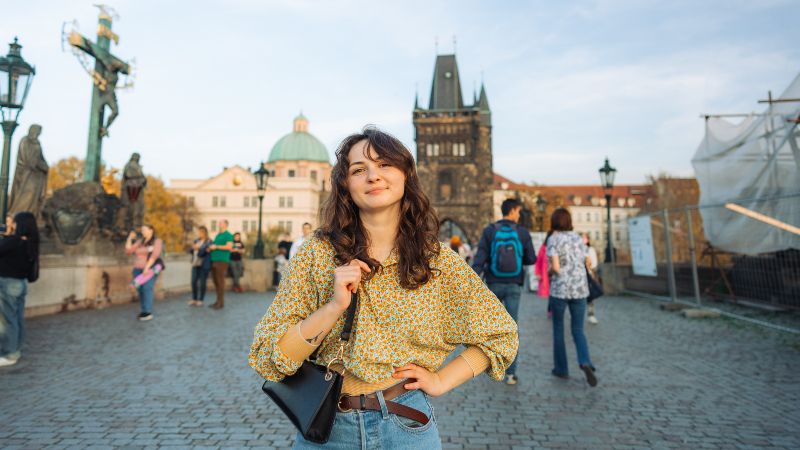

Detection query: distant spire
xmin=478 ymin=82 xmax=490 ymax=112
xmin=473 ymin=80 xmax=477 ymax=105
xmin=414 ymin=82 xmax=419 ymax=109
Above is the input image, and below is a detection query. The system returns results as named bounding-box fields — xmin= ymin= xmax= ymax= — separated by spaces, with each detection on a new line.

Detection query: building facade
xmin=169 ymin=115 xmax=331 ymax=240
xmin=413 ymin=54 xmax=494 ymax=246
xmin=493 ymin=173 xmax=653 ymax=261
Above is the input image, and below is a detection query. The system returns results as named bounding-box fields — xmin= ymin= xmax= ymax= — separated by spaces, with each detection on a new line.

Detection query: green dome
xmin=267 ymin=115 xmax=330 ymax=163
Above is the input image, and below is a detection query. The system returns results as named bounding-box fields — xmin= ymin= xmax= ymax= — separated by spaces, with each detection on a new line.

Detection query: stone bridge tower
xmin=413 ymin=54 xmax=494 ymax=246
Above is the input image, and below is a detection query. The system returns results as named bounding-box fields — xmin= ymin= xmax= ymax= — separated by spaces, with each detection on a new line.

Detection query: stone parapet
xmin=25 ymin=254 xmax=275 ymax=318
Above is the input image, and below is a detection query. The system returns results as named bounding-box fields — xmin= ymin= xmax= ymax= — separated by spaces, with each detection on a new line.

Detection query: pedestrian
xmin=274 ymin=247 xmax=288 ymax=285
xmin=278 ymin=233 xmax=293 ymax=259
xmin=461 ymin=240 xmax=473 ymax=264
xmin=208 ymin=219 xmax=234 ymax=309
xmin=249 ymin=127 xmax=518 ymax=449
xmin=289 ymin=222 xmax=313 ymax=259
xmin=187 ymin=226 xmax=212 ymax=306
xmin=449 ymin=235 xmax=472 ymax=262
xmin=230 ymin=232 xmax=245 ymax=293
xmin=535 ymin=229 xmax=555 ymax=318
xmin=581 ymin=232 xmax=599 ymax=324
xmin=547 ymin=208 xmax=597 ymax=386
xmin=3 ymin=214 xmax=13 ymax=236
xmin=471 ymin=198 xmax=537 ymax=386
xmin=125 ymin=224 xmax=163 ymax=321
xmin=0 ymin=212 xmax=39 ymax=367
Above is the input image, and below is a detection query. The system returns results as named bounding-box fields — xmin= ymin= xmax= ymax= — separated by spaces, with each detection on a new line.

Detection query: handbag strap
xmin=339 ymin=292 xmax=358 ymax=342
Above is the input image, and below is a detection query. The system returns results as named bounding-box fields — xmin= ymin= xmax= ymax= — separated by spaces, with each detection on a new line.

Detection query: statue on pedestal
xmin=9 ymin=124 xmax=49 ymax=218
xmin=122 ymin=153 xmax=146 ymax=231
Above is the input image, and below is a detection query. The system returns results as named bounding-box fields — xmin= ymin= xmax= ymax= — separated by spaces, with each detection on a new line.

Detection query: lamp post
xmin=253 ymin=163 xmax=270 ymax=259
xmin=598 ymin=157 xmax=617 ymax=262
xmin=0 ymin=37 xmax=35 ymax=232
xmin=536 ymin=194 xmax=547 ymax=232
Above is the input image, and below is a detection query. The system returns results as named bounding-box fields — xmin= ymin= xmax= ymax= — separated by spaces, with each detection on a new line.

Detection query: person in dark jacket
xmin=0 ymin=212 xmax=39 ymax=367
xmin=188 ymin=226 xmax=213 ymax=306
xmin=472 ymin=198 xmax=537 ymax=385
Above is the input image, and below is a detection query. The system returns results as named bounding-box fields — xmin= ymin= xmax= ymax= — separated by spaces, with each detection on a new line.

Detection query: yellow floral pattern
xmin=249 ymin=235 xmax=519 ymax=383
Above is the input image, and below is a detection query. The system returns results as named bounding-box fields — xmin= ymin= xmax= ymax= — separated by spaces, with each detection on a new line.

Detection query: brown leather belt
xmin=337 ymin=379 xmax=430 ymax=425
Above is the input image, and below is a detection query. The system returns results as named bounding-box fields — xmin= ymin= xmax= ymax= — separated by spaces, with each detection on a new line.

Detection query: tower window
xmin=426 ymin=144 xmax=432 ymax=156
xmin=459 ymin=143 xmax=465 ymax=156
xmin=433 ymin=144 xmax=439 ymax=156
xmin=452 ymin=143 xmax=458 ymax=156
xmin=439 ymin=171 xmax=453 ymax=199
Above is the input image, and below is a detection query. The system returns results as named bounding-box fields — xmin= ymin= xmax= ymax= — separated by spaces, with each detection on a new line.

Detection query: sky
xmin=3 ymin=0 xmax=800 ymax=187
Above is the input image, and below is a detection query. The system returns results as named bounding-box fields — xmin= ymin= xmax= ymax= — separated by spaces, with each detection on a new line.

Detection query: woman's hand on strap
xmin=331 ymin=259 xmax=370 ymax=313
xmin=393 ymin=364 xmax=446 ymax=397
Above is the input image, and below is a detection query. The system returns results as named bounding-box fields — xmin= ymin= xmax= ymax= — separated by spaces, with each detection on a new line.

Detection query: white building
xmin=493 ymin=174 xmax=653 ymax=261
xmin=169 ymin=115 xmax=332 ymax=240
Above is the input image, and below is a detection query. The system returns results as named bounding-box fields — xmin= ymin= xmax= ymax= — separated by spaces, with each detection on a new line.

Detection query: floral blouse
xmin=546 ymin=231 xmax=589 ymax=299
xmin=249 ymin=235 xmax=518 ymax=383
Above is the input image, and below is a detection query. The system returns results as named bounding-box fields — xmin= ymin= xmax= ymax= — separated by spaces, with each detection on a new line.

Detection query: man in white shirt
xmin=289 ymin=223 xmax=313 ymax=259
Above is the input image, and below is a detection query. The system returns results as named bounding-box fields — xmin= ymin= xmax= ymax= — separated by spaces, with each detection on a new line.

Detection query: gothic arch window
xmin=440 ymin=219 xmax=469 ymax=245
xmin=439 ymin=171 xmax=453 ymax=199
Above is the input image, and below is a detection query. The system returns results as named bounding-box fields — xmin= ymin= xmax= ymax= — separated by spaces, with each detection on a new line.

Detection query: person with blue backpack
xmin=471 ymin=198 xmax=537 ymax=385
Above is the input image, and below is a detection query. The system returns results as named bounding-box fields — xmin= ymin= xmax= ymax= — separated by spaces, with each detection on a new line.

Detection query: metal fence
xmin=604 ymin=192 xmax=800 ymax=334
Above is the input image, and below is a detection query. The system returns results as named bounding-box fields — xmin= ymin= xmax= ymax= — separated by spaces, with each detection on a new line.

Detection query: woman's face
xmin=142 ymin=226 xmax=154 ymax=240
xmin=346 ymin=140 xmax=405 ymax=214
xmin=199 ymin=229 xmax=208 ymax=239
xmin=581 ymin=233 xmax=589 ymax=244
xmin=234 ymin=234 xmax=241 ymax=242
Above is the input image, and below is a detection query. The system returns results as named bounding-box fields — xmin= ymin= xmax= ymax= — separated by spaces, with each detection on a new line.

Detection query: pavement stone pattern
xmin=1 ymin=288 xmax=799 ymax=449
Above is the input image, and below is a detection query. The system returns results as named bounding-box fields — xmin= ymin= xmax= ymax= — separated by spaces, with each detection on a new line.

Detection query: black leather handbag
xmin=586 ymin=268 xmax=604 ymax=302
xmin=261 ymin=292 xmax=358 ymax=444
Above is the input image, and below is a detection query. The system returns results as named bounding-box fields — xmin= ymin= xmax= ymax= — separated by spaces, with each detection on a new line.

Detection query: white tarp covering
xmin=691 ymin=73 xmax=800 ymax=254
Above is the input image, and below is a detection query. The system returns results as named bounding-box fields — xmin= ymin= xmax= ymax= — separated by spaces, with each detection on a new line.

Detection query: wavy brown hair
xmin=317 ymin=126 xmax=440 ymax=290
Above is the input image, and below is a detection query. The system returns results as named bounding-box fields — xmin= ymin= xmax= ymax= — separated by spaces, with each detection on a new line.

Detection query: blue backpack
xmin=489 ymin=223 xmax=523 ymax=277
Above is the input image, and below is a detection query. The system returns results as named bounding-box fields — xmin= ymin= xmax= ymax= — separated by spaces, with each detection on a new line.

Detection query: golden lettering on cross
xmin=97 ymin=24 xmax=119 ymax=45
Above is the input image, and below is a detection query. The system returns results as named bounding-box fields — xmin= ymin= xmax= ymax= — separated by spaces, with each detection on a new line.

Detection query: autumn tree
xmin=244 ymin=226 xmax=286 ymax=259
xmin=47 ymin=157 xmax=120 ymax=197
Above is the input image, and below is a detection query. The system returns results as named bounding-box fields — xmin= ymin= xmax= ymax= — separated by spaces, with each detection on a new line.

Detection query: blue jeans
xmin=191 ymin=266 xmax=210 ymax=301
xmin=133 ymin=268 xmax=159 ymax=314
xmin=293 ymin=389 xmax=440 ymax=449
xmin=487 ymin=282 xmax=521 ymax=375
xmin=550 ymin=296 xmax=594 ymax=375
xmin=0 ymin=277 xmax=28 ymax=360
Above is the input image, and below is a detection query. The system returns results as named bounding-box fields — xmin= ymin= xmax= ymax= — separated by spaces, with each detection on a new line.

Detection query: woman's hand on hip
xmin=393 ymin=364 xmax=446 ymax=397
xmin=332 ymin=259 xmax=370 ymax=312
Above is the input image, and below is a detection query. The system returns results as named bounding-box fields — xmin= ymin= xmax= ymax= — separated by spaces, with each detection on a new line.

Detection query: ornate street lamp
xmin=0 ymin=37 xmax=35 ymax=231
xmin=252 ymin=163 xmax=270 ymax=259
xmin=536 ymin=194 xmax=547 ymax=231
xmin=599 ymin=157 xmax=617 ymax=262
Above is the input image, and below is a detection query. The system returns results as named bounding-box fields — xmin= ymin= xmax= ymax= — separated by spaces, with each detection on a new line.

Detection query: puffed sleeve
xmin=437 ymin=247 xmax=519 ymax=381
xmin=249 ymin=237 xmax=324 ymax=381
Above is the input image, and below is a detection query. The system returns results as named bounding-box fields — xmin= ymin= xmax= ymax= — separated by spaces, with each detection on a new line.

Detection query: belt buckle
xmin=337 ymin=393 xmax=352 ymax=413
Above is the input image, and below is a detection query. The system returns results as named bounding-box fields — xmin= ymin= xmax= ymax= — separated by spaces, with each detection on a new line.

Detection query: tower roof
xmin=478 ymin=83 xmax=490 ymax=112
xmin=428 ymin=55 xmax=465 ymax=110
xmin=267 ymin=115 xmax=329 ymax=163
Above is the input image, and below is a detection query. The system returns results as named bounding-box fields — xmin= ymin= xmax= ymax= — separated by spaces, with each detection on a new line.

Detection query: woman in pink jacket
xmin=535 ymin=230 xmax=555 ymax=317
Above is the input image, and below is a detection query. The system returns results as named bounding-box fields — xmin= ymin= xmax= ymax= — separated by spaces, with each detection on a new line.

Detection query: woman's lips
xmin=366 ymin=187 xmax=386 ymax=194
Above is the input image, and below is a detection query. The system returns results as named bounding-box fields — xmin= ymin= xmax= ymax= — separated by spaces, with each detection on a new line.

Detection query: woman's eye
xmin=380 ymin=163 xmax=392 ymax=168
xmin=351 ymin=168 xmax=364 ymax=175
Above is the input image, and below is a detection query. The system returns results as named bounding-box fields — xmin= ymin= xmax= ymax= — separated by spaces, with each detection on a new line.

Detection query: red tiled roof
xmin=494 ymin=173 xmax=654 ymax=208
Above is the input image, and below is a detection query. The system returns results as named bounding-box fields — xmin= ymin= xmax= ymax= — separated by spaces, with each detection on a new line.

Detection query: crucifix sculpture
xmin=67 ymin=5 xmax=131 ymax=183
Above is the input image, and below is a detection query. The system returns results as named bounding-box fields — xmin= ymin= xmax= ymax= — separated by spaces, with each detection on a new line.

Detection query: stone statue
xmin=122 ymin=153 xmax=146 ymax=231
xmin=98 ymin=59 xmax=124 ymax=138
xmin=9 ymin=124 xmax=49 ymax=218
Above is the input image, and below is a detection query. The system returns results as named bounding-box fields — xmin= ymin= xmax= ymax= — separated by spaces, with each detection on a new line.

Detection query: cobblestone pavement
xmin=1 ymin=289 xmax=799 ymax=449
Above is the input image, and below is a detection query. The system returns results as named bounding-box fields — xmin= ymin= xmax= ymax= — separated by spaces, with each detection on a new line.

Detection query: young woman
xmin=249 ymin=127 xmax=518 ymax=449
xmin=125 ymin=224 xmax=163 ymax=321
xmin=581 ymin=233 xmax=599 ymax=324
xmin=0 ymin=212 xmax=39 ymax=367
xmin=547 ymin=209 xmax=597 ymax=386
xmin=188 ymin=226 xmax=213 ymax=306
xmin=230 ymin=232 xmax=245 ymax=292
